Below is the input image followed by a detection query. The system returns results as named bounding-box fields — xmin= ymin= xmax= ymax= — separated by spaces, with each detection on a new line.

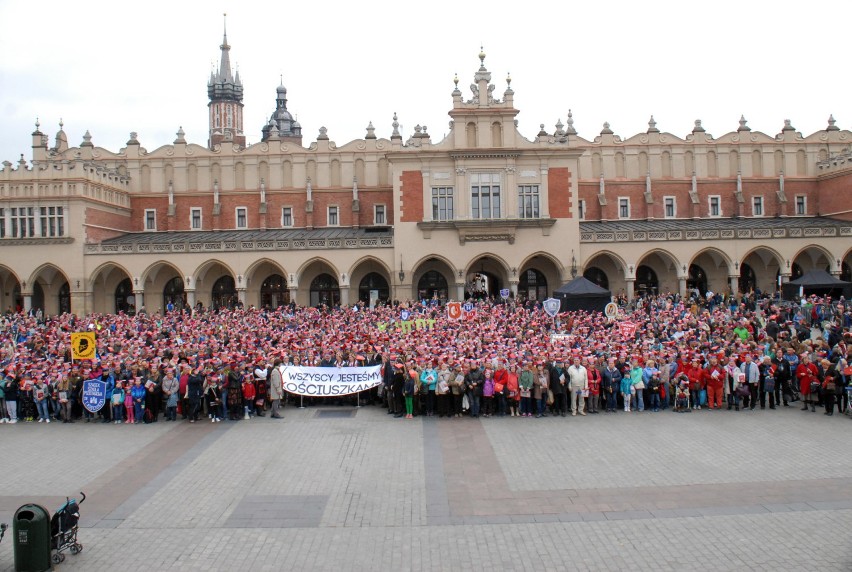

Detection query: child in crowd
xmin=242 ymin=373 xmax=256 ymax=420
xmin=131 ymin=377 xmax=146 ymax=424
xmin=676 ymin=376 xmax=691 ymax=412
xmin=111 ymin=381 xmax=124 ymax=424
xmin=482 ymin=368 xmax=495 ymax=418
xmin=124 ymin=381 xmax=135 ymax=424
xmin=33 ymin=377 xmax=50 ymax=423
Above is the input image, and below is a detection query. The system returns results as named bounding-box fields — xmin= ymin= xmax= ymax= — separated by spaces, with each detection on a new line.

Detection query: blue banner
xmin=82 ymin=379 xmax=107 ymax=413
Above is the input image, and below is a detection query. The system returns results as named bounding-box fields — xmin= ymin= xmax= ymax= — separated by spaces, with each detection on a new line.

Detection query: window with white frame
xmin=11 ymin=207 xmax=36 ymax=238
xmin=144 ymin=209 xmax=157 ymax=231
xmin=431 ymin=187 xmax=454 ymax=221
xmin=327 ymin=205 xmax=339 ymax=226
xmin=664 ymin=196 xmax=676 ymax=218
xmin=39 ymin=206 xmax=64 ymax=237
xmin=190 ymin=207 xmax=202 ymax=230
xmin=281 ymin=207 xmax=293 ymax=227
xmin=618 ymin=197 xmax=630 ymax=219
xmin=578 ymin=200 xmax=586 ymax=220
xmin=235 ymin=207 xmax=248 ymax=229
xmin=709 ymin=196 xmax=721 ymax=217
xmin=752 ymin=196 xmax=764 ymax=217
xmin=374 ymin=204 xmax=386 ymax=225
xmin=0 ymin=208 xmax=4 ymax=238
xmin=795 ymin=195 xmax=806 ymax=215
xmin=518 ymin=185 xmax=540 ymax=218
xmin=470 ymin=172 xmax=501 ymax=219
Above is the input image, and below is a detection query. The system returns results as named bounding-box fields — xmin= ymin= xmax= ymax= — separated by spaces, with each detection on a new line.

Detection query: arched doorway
xmin=738 ymin=263 xmax=757 ymax=294
xmin=58 ymin=282 xmax=71 ymax=314
xmin=417 ymin=270 xmax=448 ymax=302
xmin=211 ymin=275 xmax=237 ymax=309
xmin=359 ymin=272 xmax=389 ymax=305
xmin=260 ymin=274 xmax=289 ymax=308
xmin=115 ymin=278 xmax=135 ymax=314
xmin=791 ymin=262 xmax=803 ymax=281
xmin=635 ymin=265 xmax=658 ymax=297
xmin=12 ymin=283 xmax=22 ymax=313
xmin=163 ymin=276 xmax=185 ymax=311
xmin=687 ymin=264 xmax=708 ymax=297
xmin=466 ymin=270 xmax=501 ymax=300
xmin=310 ymin=273 xmax=340 ymax=307
xmin=583 ymin=267 xmax=609 ymax=290
xmin=519 ymin=269 xmax=548 ymax=301
xmin=32 ymin=283 xmax=44 ymax=313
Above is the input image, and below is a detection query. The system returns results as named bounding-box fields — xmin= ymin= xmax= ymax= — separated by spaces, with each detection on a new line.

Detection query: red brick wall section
xmin=399 ymin=171 xmax=423 ymax=223
xmin=548 ymin=168 xmax=572 ymax=218
xmin=85 ymin=207 xmax=132 ymax=242
xmin=817 ymin=171 xmax=852 ymax=220
xmin=126 ymin=189 xmax=396 ymax=232
xmin=576 ymin=178 xmax=824 ymax=219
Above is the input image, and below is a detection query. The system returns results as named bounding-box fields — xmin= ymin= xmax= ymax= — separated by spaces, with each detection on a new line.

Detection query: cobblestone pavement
xmin=0 ymin=406 xmax=850 ymax=571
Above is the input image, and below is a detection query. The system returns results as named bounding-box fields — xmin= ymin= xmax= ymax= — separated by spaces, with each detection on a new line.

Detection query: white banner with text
xmin=281 ymin=364 xmax=383 ymax=397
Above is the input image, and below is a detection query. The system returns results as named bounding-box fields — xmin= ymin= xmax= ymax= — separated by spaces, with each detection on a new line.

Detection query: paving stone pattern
xmin=0 ymin=406 xmax=850 ymax=571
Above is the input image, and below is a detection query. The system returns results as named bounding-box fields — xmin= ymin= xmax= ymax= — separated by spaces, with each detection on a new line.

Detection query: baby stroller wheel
xmin=53 ymin=552 xmax=65 ymax=564
xmin=72 ymin=543 xmax=83 ymax=554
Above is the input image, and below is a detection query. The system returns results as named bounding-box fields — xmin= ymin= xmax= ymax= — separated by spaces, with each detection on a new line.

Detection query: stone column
xmin=625 ymin=279 xmax=635 ymax=301
xmin=237 ymin=288 xmax=246 ymax=306
xmin=340 ymin=287 xmax=350 ymax=307
xmin=678 ymin=277 xmax=687 ymax=298
xmin=70 ymin=290 xmax=93 ymax=316
xmin=185 ymin=289 xmax=196 ymax=308
xmin=133 ymin=290 xmax=145 ymax=312
xmin=729 ymin=275 xmax=740 ymax=296
xmin=456 ymin=283 xmax=465 ymax=302
xmin=288 ymin=288 xmax=299 ymax=306
xmin=23 ymin=295 xmax=32 ymax=312
xmin=509 ymin=280 xmax=519 ymax=297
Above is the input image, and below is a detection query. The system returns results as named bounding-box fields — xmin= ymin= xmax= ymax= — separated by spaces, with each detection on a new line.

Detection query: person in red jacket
xmin=795 ymin=353 xmax=819 ymax=413
xmin=242 ymin=373 xmax=256 ymax=420
xmin=687 ymin=357 xmax=705 ymax=410
xmin=702 ymin=355 xmax=725 ymax=410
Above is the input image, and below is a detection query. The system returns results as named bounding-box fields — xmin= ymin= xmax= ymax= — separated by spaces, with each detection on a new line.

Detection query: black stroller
xmin=51 ymin=492 xmax=85 ymax=564
xmin=0 ymin=522 xmax=7 ymax=545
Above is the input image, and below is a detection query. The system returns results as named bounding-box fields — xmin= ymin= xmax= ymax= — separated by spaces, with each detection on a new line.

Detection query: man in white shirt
xmin=567 ymin=356 xmax=589 ymax=416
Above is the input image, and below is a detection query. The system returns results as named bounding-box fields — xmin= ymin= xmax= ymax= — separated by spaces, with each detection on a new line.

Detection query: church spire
xmin=218 ymin=13 xmax=233 ymax=83
xmin=207 ymin=14 xmax=245 ymax=150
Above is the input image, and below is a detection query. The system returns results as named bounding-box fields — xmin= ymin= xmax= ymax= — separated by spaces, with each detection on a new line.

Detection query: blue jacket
xmin=130 ymin=384 xmax=146 ymax=403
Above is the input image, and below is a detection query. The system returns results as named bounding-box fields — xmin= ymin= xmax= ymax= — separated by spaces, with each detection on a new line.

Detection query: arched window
xmin=260 ymin=274 xmax=289 ymax=308
xmin=358 ymin=273 xmax=389 ymax=305
xmin=58 ymin=282 xmax=71 ymax=315
xmin=163 ymin=276 xmax=185 ymax=311
xmin=417 ymin=270 xmax=448 ymax=302
xmin=635 ymin=265 xmax=658 ymax=297
xmin=115 ymin=277 xmax=134 ymax=314
xmin=211 ymin=275 xmax=236 ymax=310
xmin=310 ymin=273 xmax=340 ymax=307
xmin=583 ymin=267 xmax=609 ymax=290
xmin=519 ymin=268 xmax=548 ymax=301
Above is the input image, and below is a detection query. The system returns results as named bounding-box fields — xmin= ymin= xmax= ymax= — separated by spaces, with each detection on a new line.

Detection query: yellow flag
xmin=71 ymin=332 xmax=96 ymax=360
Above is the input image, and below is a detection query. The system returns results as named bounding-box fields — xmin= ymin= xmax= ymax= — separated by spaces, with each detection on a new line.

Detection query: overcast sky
xmin=0 ymin=1 xmax=848 ymax=164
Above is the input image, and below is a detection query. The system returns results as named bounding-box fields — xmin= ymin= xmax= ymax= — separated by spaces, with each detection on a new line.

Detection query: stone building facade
xmin=0 ymin=35 xmax=850 ymax=316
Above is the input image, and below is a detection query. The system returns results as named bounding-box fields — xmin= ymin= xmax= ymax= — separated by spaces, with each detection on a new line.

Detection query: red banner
xmin=447 ymin=302 xmax=462 ymax=320
xmin=618 ymin=322 xmax=637 ymax=339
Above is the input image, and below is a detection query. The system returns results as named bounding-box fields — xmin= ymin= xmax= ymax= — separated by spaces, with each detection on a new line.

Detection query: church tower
xmin=207 ymin=15 xmax=245 ymax=149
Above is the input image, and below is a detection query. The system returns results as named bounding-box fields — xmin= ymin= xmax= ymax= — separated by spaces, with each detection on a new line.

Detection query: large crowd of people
xmin=0 ymin=292 xmax=850 ymax=425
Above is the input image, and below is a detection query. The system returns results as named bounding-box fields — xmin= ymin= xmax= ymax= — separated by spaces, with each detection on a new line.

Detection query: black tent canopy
xmin=781 ymin=269 xmax=852 ymax=300
xmin=554 ymin=276 xmax=612 ymax=312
